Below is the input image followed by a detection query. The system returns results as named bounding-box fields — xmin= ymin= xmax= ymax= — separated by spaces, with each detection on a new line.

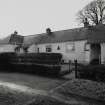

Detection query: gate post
xmin=74 ymin=59 xmax=78 ymax=78
xmin=69 ymin=60 xmax=71 ymax=72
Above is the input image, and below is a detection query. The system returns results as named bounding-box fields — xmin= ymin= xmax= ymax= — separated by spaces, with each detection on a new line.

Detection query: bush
xmin=11 ymin=53 xmax=62 ymax=64
xmin=0 ymin=52 xmax=62 ymax=74
xmin=77 ymin=64 xmax=105 ymax=82
xmin=90 ymin=59 xmax=99 ymax=65
xmin=0 ymin=52 xmax=62 ymax=64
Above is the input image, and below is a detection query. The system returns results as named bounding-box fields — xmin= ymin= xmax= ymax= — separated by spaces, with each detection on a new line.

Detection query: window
xmin=46 ymin=48 xmax=52 ymax=52
xmin=66 ymin=42 xmax=75 ymax=52
xmin=46 ymin=45 xmax=52 ymax=52
xmin=84 ymin=43 xmax=89 ymax=51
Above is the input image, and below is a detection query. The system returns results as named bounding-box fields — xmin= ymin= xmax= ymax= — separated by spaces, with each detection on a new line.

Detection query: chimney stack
xmin=14 ymin=31 xmax=18 ymax=35
xmin=46 ymin=28 xmax=52 ymax=35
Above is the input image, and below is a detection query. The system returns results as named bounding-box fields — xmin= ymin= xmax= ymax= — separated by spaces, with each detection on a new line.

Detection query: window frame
xmin=84 ymin=43 xmax=90 ymax=51
xmin=66 ymin=42 xmax=75 ymax=52
xmin=46 ymin=45 xmax=52 ymax=52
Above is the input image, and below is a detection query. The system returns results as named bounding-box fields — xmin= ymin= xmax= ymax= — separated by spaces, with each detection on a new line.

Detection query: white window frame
xmin=84 ymin=43 xmax=90 ymax=51
xmin=46 ymin=45 xmax=52 ymax=52
xmin=66 ymin=42 xmax=75 ymax=52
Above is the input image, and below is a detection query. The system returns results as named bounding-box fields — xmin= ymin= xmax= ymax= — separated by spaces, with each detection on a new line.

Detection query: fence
xmin=60 ymin=59 xmax=79 ymax=77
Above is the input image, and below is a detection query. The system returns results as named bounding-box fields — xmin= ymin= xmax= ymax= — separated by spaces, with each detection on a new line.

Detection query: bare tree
xmin=77 ymin=0 xmax=105 ymax=25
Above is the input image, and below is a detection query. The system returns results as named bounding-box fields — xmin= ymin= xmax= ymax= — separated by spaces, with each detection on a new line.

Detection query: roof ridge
xmin=24 ymin=27 xmax=83 ymax=37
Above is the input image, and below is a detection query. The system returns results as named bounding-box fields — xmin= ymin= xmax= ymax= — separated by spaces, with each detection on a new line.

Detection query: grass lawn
xmin=0 ymin=85 xmax=36 ymax=105
xmin=0 ymin=72 xmax=103 ymax=105
xmin=0 ymin=72 xmax=67 ymax=91
xmin=54 ymin=79 xmax=105 ymax=103
xmin=0 ymin=84 xmax=71 ymax=105
xmin=0 ymin=72 xmax=79 ymax=105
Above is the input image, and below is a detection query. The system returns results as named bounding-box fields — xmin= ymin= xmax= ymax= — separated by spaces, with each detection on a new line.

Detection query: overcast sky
xmin=0 ymin=0 xmax=93 ymax=38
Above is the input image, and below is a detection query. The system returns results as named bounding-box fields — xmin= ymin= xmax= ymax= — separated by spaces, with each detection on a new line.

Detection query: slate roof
xmin=35 ymin=28 xmax=87 ymax=44
xmin=1 ymin=24 xmax=105 ymax=46
xmin=9 ymin=34 xmax=24 ymax=45
xmin=23 ymin=27 xmax=87 ymax=45
xmin=86 ymin=24 xmax=105 ymax=43
xmin=23 ymin=34 xmax=39 ymax=47
xmin=23 ymin=24 xmax=105 ymax=45
xmin=0 ymin=36 xmax=11 ymax=44
xmin=0 ymin=33 xmax=24 ymax=45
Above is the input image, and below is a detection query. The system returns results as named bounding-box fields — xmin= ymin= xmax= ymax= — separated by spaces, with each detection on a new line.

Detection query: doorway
xmin=90 ymin=44 xmax=101 ymax=64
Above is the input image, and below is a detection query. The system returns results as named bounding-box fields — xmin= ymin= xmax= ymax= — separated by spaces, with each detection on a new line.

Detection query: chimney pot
xmin=14 ymin=31 xmax=18 ymax=35
xmin=46 ymin=28 xmax=52 ymax=34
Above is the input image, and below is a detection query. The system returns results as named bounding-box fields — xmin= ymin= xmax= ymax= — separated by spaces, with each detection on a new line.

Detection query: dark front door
xmin=90 ymin=44 xmax=101 ymax=64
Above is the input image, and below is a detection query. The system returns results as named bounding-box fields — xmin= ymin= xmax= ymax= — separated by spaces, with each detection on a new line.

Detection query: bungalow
xmin=1 ymin=22 xmax=105 ymax=64
xmin=24 ymin=24 xmax=105 ymax=64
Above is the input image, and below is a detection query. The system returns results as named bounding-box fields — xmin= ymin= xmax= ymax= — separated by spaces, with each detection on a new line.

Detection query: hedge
xmin=77 ymin=64 xmax=105 ymax=82
xmin=0 ymin=52 xmax=62 ymax=74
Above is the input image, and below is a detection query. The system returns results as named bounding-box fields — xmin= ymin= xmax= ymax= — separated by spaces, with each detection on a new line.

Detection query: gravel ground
xmin=53 ymin=78 xmax=105 ymax=101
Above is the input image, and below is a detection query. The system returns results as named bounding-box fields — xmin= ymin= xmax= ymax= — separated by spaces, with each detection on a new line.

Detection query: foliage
xmin=77 ymin=0 xmax=105 ymax=25
xmin=0 ymin=52 xmax=62 ymax=74
xmin=77 ymin=64 xmax=105 ymax=82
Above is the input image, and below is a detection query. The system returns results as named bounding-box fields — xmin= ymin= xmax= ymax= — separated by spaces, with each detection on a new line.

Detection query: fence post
xmin=69 ymin=60 xmax=71 ymax=72
xmin=74 ymin=59 xmax=78 ymax=78
xmin=99 ymin=54 xmax=101 ymax=64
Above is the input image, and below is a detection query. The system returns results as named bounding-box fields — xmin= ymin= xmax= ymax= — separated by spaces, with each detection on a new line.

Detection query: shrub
xmin=90 ymin=59 xmax=99 ymax=65
xmin=0 ymin=52 xmax=62 ymax=74
xmin=77 ymin=64 xmax=105 ymax=82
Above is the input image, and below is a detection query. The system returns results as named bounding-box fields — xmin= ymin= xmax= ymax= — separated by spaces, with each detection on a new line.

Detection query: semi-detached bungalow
xmin=24 ymin=24 xmax=105 ymax=64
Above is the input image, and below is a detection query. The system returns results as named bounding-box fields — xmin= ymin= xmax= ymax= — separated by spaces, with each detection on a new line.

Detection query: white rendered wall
xmin=101 ymin=43 xmax=105 ymax=64
xmin=0 ymin=44 xmax=17 ymax=53
xmin=28 ymin=44 xmax=38 ymax=53
xmin=36 ymin=40 xmax=90 ymax=63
